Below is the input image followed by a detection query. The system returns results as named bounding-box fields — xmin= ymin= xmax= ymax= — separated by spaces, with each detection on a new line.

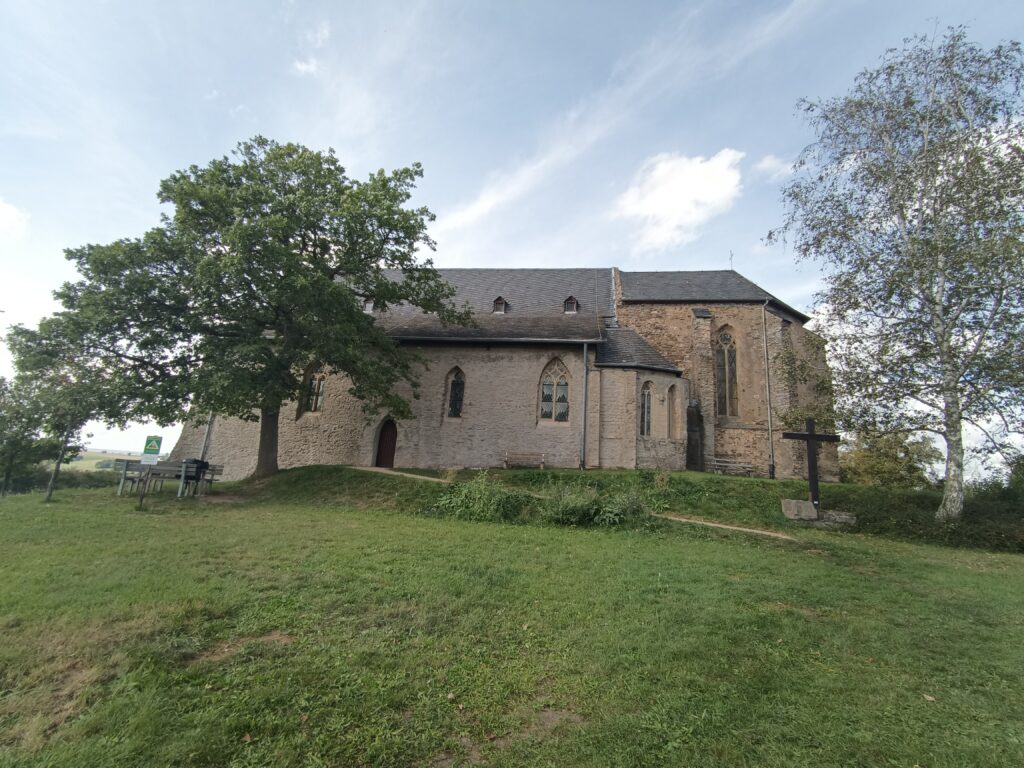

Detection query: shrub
xmin=826 ymin=483 xmax=1024 ymax=552
xmin=423 ymin=471 xmax=532 ymax=523
xmin=541 ymin=485 xmax=649 ymax=527
xmin=542 ymin=486 xmax=603 ymax=526
xmin=594 ymin=489 xmax=648 ymax=527
xmin=3 ymin=467 xmax=120 ymax=495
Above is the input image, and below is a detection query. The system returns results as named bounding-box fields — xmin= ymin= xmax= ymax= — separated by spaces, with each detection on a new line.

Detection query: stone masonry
xmin=170 ymin=267 xmax=835 ymax=481
xmin=172 ymin=344 xmax=690 ymax=480
xmin=613 ymin=269 xmax=838 ymax=481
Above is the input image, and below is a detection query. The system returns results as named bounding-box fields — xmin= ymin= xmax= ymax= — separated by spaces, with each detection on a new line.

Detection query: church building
xmin=170 ymin=268 xmax=839 ymax=481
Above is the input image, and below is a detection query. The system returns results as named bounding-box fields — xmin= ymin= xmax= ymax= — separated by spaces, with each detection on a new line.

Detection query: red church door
xmin=375 ymin=419 xmax=397 ymax=468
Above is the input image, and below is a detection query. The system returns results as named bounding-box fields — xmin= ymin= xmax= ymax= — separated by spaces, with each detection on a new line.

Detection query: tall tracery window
xmin=447 ymin=368 xmax=465 ymax=418
xmin=667 ymin=384 xmax=678 ymax=439
xmin=305 ymin=369 xmax=327 ymax=413
xmin=540 ymin=359 xmax=570 ymax=422
xmin=715 ymin=327 xmax=739 ymax=418
xmin=640 ymin=381 xmax=653 ymax=437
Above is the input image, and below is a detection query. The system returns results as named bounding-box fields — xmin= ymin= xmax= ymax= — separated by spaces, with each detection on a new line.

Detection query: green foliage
xmin=825 ymin=483 xmax=1024 ymax=551
xmin=41 ymin=136 xmax=472 ymax=475
xmin=423 ymin=471 xmax=531 ymax=522
xmin=0 ymin=376 xmax=83 ymax=497
xmin=493 ymin=467 xmax=1024 ymax=551
xmin=540 ymin=485 xmax=649 ymax=527
xmin=423 ymin=471 xmax=651 ymax=528
xmin=6 ymin=468 xmax=121 ymax=495
xmin=967 ymin=455 xmax=1024 ymax=512
xmin=770 ymin=27 xmax=1024 ymax=520
xmin=540 ymin=486 xmax=604 ymax=526
xmin=839 ymin=432 xmax=942 ymax=489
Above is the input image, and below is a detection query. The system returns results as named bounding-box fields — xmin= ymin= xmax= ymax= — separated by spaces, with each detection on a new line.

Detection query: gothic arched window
xmin=640 ymin=381 xmax=653 ymax=437
xmin=447 ymin=368 xmax=465 ymax=418
xmin=715 ymin=327 xmax=739 ymax=418
xmin=540 ymin=359 xmax=570 ymax=422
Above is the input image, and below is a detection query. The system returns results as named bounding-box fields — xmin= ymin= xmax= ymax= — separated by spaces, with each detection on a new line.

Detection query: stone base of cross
xmin=781 ymin=417 xmax=840 ymax=515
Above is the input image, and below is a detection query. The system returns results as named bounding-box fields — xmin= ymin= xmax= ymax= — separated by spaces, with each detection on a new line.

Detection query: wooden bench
xmin=707 ymin=457 xmax=756 ymax=477
xmin=115 ymin=460 xmax=224 ymax=498
xmin=503 ymin=451 xmax=546 ymax=470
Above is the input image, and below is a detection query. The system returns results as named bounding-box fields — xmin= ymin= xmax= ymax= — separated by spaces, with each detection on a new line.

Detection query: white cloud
xmin=290 ymin=22 xmax=330 ymax=78
xmin=292 ymin=57 xmax=319 ymax=76
xmin=0 ymin=198 xmax=29 ymax=240
xmin=203 ymin=88 xmax=220 ymax=101
xmin=306 ymin=20 xmax=330 ymax=49
xmin=754 ymin=153 xmax=793 ymax=181
xmin=614 ymin=149 xmax=745 ymax=253
xmin=432 ymin=0 xmax=817 ymax=255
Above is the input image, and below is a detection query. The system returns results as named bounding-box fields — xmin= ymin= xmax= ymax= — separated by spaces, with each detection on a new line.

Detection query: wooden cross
xmin=782 ymin=418 xmax=840 ymax=512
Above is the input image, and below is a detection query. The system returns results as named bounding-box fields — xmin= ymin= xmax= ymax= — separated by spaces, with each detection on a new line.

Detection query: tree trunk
xmin=1 ymin=455 xmax=13 ymax=497
xmin=44 ymin=428 xmax=72 ymax=504
xmin=254 ymin=405 xmax=280 ymax=478
xmin=936 ymin=395 xmax=965 ymax=522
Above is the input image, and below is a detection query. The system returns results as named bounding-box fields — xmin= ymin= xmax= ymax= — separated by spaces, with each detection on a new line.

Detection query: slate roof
xmin=619 ymin=270 xmax=808 ymax=321
xmin=380 ymin=268 xmax=611 ymax=343
xmin=375 ymin=267 xmax=804 ymax=369
xmin=595 ymin=327 xmax=679 ymax=373
xmin=384 ymin=268 xmax=613 ymax=315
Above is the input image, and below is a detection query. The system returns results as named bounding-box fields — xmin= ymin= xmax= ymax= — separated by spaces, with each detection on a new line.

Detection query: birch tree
xmin=770 ymin=28 xmax=1024 ymax=520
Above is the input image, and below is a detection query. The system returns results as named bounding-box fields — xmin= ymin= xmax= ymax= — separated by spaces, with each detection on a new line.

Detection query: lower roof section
xmin=594 ymin=327 xmax=680 ymax=374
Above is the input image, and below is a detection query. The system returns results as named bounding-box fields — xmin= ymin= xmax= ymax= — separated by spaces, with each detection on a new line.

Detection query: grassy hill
xmin=2 ymin=466 xmax=1023 ymax=766
xmin=66 ymin=451 xmax=157 ymax=471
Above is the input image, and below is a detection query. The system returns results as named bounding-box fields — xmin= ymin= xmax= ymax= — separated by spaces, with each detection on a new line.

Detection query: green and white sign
xmin=141 ymin=435 xmax=162 ymax=465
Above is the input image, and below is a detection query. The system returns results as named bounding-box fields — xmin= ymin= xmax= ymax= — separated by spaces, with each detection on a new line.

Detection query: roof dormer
xmin=563 ymin=296 xmax=579 ymax=314
xmin=492 ymin=296 xmax=509 ymax=314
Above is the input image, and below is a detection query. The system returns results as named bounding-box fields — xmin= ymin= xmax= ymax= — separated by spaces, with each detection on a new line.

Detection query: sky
xmin=1 ymin=0 xmax=1021 ymax=453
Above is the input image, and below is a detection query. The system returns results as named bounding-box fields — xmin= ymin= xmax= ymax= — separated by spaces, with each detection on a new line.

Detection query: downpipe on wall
xmin=761 ymin=300 xmax=776 ymax=480
xmin=580 ymin=342 xmax=589 ymax=469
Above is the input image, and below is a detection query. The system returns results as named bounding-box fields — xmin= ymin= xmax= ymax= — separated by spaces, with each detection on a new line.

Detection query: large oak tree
xmin=49 ymin=137 xmax=469 ymax=477
xmin=771 ymin=29 xmax=1024 ymax=520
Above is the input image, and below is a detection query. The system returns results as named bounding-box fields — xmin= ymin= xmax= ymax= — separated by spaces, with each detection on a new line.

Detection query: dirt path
xmin=354 ymin=467 xmax=453 ymax=484
xmin=654 ymin=513 xmax=796 ymax=540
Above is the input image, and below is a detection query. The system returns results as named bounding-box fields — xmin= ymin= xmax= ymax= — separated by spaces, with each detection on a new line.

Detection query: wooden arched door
xmin=375 ymin=419 xmax=397 ymax=468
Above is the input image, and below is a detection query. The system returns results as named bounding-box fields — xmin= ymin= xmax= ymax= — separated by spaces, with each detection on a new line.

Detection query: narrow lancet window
xmin=715 ymin=328 xmax=739 ymax=418
xmin=447 ymin=368 xmax=465 ymax=418
xmin=667 ymin=384 xmax=678 ymax=439
xmin=640 ymin=381 xmax=653 ymax=436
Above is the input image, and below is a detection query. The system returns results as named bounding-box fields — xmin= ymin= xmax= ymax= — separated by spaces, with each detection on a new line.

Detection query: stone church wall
xmin=614 ymin=276 xmax=838 ymax=481
xmin=634 ymin=371 xmax=688 ymax=470
xmin=173 ymin=342 xmax=691 ymax=479
xmin=177 ymin=344 xmax=617 ymax=479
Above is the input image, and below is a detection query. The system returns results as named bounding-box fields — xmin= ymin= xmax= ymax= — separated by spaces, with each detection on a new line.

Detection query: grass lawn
xmin=1 ymin=466 xmax=1023 ymax=766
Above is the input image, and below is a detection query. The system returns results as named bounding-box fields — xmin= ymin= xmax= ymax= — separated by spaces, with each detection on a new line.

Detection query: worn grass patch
xmin=1 ymin=466 xmax=1023 ymax=766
